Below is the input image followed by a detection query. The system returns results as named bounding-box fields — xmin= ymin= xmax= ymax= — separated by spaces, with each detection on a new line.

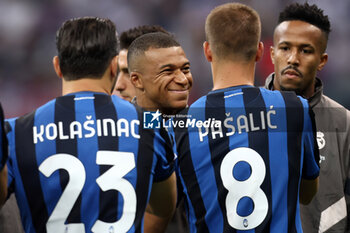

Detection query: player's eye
xmin=182 ymin=66 xmax=190 ymax=73
xmin=161 ymin=68 xmax=173 ymax=74
xmin=279 ymin=46 xmax=289 ymax=51
xmin=302 ymin=48 xmax=313 ymax=54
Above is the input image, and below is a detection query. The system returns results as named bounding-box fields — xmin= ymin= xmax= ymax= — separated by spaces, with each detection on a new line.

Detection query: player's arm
xmin=144 ymin=172 xmax=177 ymax=233
xmin=300 ymin=177 xmax=318 ymax=205
xmin=300 ymin=103 xmax=319 ymax=205
xmin=0 ymin=164 xmax=7 ymax=207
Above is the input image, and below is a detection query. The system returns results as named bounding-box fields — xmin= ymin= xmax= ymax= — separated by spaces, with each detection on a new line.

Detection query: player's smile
xmin=136 ymin=46 xmax=193 ymax=113
xmin=168 ymin=89 xmax=189 ymax=94
xmin=167 ymin=85 xmax=190 ymax=93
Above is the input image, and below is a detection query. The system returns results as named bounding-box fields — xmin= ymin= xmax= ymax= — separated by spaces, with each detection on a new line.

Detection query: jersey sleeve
xmin=163 ymin=118 xmax=178 ymax=164
xmin=5 ymin=118 xmax=16 ymax=193
xmin=0 ymin=103 xmax=8 ymax=170
xmin=152 ymin=127 xmax=175 ymax=182
xmin=301 ymin=101 xmax=320 ymax=180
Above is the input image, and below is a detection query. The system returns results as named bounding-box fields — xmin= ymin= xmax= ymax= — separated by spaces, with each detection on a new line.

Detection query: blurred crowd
xmin=1 ymin=0 xmax=349 ymax=118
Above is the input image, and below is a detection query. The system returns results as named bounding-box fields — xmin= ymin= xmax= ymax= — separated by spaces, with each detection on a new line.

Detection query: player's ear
xmin=53 ymin=56 xmax=63 ymax=78
xmin=131 ymin=72 xmax=144 ymax=90
xmin=317 ymin=53 xmax=328 ymax=71
xmin=255 ymin=42 xmax=264 ymax=62
xmin=110 ymin=55 xmax=118 ymax=78
xmin=270 ymin=46 xmax=275 ymax=64
xmin=203 ymin=41 xmax=212 ymax=62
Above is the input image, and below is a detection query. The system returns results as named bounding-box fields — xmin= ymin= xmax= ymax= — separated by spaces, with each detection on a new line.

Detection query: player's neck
xmin=211 ymin=60 xmax=255 ymax=90
xmin=135 ymin=92 xmax=158 ymax=111
xmin=61 ymin=76 xmax=113 ymax=96
xmin=301 ymin=81 xmax=316 ymax=99
xmin=273 ymin=76 xmax=315 ymax=99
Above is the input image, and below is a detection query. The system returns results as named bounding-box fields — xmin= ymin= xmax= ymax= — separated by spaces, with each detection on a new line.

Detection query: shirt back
xmin=173 ymin=86 xmax=319 ymax=233
xmin=6 ymin=92 xmax=174 ymax=233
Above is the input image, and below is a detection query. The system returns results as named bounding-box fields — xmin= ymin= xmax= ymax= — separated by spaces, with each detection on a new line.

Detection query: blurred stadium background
xmin=1 ymin=0 xmax=349 ymax=118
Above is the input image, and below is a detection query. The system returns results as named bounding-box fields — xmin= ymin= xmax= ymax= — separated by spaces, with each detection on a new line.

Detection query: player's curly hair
xmin=278 ymin=3 xmax=331 ymax=39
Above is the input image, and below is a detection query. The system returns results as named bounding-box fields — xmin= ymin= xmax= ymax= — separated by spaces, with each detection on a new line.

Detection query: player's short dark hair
xmin=127 ymin=32 xmax=180 ymax=72
xmin=205 ymin=3 xmax=261 ymax=62
xmin=120 ymin=25 xmax=169 ymax=50
xmin=56 ymin=17 xmax=118 ymax=81
xmin=278 ymin=3 xmax=331 ymax=40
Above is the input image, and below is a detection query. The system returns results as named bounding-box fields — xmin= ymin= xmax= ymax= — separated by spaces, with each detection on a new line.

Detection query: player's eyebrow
xmin=278 ymin=41 xmax=314 ymax=48
xmin=182 ymin=62 xmax=190 ymax=67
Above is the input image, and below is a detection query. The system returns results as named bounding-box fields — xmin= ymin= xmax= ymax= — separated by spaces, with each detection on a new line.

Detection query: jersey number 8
xmin=220 ymin=147 xmax=268 ymax=230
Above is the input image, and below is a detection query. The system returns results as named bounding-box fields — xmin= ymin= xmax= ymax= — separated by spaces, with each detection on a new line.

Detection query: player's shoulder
xmin=319 ymin=94 xmax=350 ymax=124
xmin=6 ymin=98 xmax=56 ymax=130
xmin=321 ymin=94 xmax=349 ymax=110
xmin=259 ymin=87 xmax=298 ymax=99
xmin=258 ymin=87 xmax=281 ymax=96
xmin=4 ymin=117 xmax=17 ymax=133
xmin=189 ymin=95 xmax=207 ymax=109
xmin=258 ymin=87 xmax=309 ymax=108
xmin=111 ymin=95 xmax=137 ymax=109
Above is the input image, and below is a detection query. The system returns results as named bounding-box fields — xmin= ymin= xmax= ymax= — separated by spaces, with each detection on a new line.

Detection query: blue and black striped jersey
xmin=6 ymin=92 xmax=174 ymax=233
xmin=0 ymin=103 xmax=7 ymax=170
xmin=173 ymin=86 xmax=319 ymax=233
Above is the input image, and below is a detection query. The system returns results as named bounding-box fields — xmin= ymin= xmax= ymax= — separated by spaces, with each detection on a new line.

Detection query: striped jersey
xmin=172 ymin=86 xmax=319 ymax=233
xmin=0 ymin=103 xmax=7 ymax=170
xmin=6 ymin=92 xmax=174 ymax=233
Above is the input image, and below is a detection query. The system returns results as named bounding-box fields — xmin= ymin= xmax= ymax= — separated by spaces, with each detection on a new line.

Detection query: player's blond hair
xmin=205 ymin=3 xmax=261 ymax=61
